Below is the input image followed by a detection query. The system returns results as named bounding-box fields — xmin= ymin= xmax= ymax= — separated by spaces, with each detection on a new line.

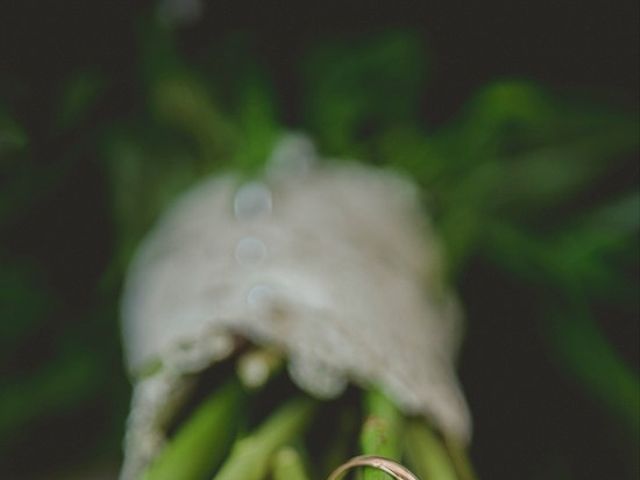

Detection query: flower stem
xmin=142 ymin=378 xmax=245 ymax=480
xmin=404 ymin=420 xmax=459 ymax=480
xmin=212 ymin=397 xmax=316 ymax=480
xmin=359 ymin=390 xmax=404 ymax=480
xmin=445 ymin=437 xmax=479 ymax=480
xmin=272 ymin=446 xmax=311 ymax=480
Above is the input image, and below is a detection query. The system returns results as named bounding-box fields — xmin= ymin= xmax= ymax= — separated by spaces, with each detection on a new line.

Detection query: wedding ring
xmin=327 ymin=455 xmax=420 ymax=480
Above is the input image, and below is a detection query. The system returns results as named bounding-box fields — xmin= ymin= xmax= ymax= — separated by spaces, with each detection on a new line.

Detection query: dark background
xmin=2 ymin=1 xmax=638 ymax=127
xmin=1 ymin=1 xmax=638 ymax=479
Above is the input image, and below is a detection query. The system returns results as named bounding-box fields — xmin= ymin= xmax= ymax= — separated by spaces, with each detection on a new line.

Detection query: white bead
xmin=246 ymin=284 xmax=274 ymax=308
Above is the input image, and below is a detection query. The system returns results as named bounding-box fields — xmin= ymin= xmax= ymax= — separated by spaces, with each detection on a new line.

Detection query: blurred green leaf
xmin=303 ymin=31 xmax=427 ymax=155
xmin=483 ymin=216 xmax=639 ymax=435
xmin=485 ymin=189 xmax=639 ymax=300
xmin=231 ymin=66 xmax=281 ymax=175
xmin=546 ymin=306 xmax=640 ymax=437
xmin=0 ymin=262 xmax=53 ymax=353
xmin=0 ymin=106 xmax=28 ymax=159
xmin=0 ymin=346 xmax=102 ymax=441
xmin=55 ymin=69 xmax=106 ymax=132
xmin=428 ymin=81 xmax=639 ymax=270
xmin=102 ymin=127 xmax=205 ymax=276
xmin=151 ymin=74 xmax=238 ymax=161
xmin=139 ymin=20 xmax=237 ymax=161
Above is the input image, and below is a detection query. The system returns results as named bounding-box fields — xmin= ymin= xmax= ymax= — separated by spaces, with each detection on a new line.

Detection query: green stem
xmin=404 ymin=420 xmax=459 ymax=480
xmin=212 ymin=397 xmax=316 ymax=480
xmin=359 ymin=390 xmax=404 ymax=480
xmin=445 ymin=437 xmax=478 ymax=480
xmin=321 ymin=405 xmax=359 ymax=479
xmin=272 ymin=446 xmax=311 ymax=480
xmin=142 ymin=379 xmax=246 ymax=480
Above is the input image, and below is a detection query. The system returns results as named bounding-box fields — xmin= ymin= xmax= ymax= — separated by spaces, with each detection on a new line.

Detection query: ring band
xmin=327 ymin=455 xmax=420 ymax=480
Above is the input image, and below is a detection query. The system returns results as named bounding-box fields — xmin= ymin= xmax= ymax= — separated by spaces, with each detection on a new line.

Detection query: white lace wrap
xmin=119 ymin=134 xmax=471 ymax=479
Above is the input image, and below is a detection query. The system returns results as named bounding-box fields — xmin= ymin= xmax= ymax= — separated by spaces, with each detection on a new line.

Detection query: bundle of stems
xmin=140 ymin=348 xmax=477 ymax=480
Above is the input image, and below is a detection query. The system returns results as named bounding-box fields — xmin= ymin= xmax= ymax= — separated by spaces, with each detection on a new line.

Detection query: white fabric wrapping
xmin=119 ymin=134 xmax=471 ymax=479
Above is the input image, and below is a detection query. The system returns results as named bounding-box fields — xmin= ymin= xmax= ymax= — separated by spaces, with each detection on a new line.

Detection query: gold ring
xmin=327 ymin=455 xmax=420 ymax=480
